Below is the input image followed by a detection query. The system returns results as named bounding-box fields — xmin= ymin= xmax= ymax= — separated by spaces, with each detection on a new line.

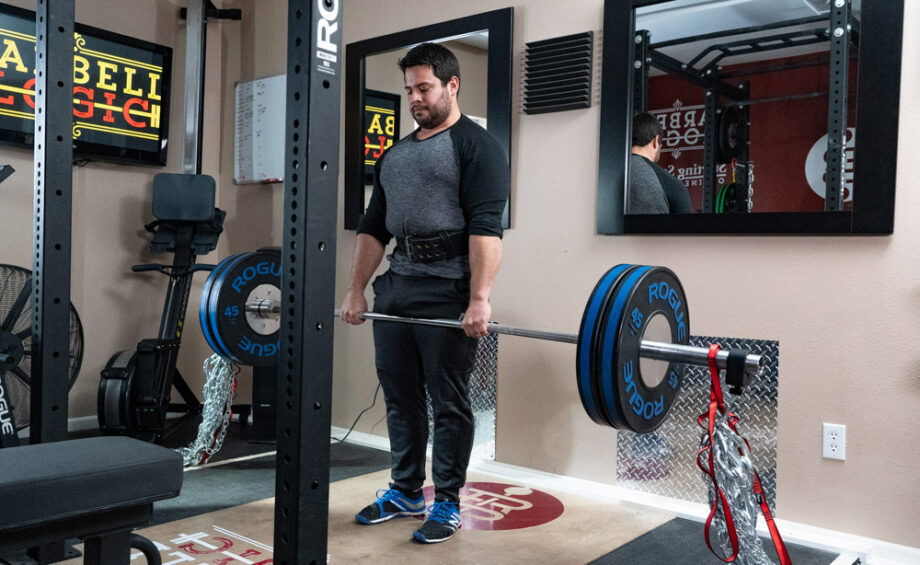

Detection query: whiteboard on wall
xmin=234 ymin=74 xmax=285 ymax=184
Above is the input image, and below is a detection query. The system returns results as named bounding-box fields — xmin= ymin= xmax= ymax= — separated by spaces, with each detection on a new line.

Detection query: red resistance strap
xmin=697 ymin=344 xmax=791 ymax=565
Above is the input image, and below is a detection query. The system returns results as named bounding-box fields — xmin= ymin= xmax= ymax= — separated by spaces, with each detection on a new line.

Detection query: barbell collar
xmin=331 ymin=308 xmax=762 ymax=378
xmin=246 ymin=299 xmax=281 ymax=317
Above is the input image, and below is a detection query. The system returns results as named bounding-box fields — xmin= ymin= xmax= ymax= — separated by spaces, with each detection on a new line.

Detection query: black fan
xmin=0 ymin=263 xmax=84 ymax=431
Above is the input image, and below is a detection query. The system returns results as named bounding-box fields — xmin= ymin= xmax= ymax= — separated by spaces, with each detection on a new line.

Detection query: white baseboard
xmin=17 ymin=415 xmax=99 ymax=439
xmin=67 ymin=415 xmax=98 ymax=432
xmin=329 ymin=426 xmax=390 ymax=451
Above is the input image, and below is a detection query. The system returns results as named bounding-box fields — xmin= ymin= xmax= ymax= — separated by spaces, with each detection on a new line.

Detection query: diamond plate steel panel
xmin=427 ymin=333 xmax=497 ymax=461
xmin=617 ymin=336 xmax=779 ymax=509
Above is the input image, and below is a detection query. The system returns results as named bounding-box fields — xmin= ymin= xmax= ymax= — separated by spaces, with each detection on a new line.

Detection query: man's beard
xmin=413 ymin=89 xmax=452 ymax=129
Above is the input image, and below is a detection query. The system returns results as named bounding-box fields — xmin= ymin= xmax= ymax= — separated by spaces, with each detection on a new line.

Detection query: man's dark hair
xmin=632 ymin=112 xmax=662 ymax=147
xmin=398 ymin=42 xmax=461 ymax=88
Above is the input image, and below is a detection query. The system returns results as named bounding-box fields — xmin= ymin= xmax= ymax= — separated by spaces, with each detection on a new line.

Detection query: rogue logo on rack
xmin=316 ymin=0 xmax=339 ymax=76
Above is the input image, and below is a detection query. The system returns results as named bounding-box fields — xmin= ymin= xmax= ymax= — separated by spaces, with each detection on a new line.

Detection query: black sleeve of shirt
xmin=653 ymin=163 xmax=693 ymax=213
xmin=452 ymin=116 xmax=511 ymax=238
xmin=355 ymin=154 xmax=393 ymax=245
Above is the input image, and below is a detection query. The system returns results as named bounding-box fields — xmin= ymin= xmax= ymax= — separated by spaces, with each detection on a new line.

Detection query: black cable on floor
xmin=332 ymin=383 xmax=381 ymax=443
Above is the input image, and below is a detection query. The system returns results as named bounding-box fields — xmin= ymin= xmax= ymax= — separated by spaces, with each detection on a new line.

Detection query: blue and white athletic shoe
xmin=412 ymin=501 xmax=462 ymax=544
xmin=355 ymin=486 xmax=426 ymax=525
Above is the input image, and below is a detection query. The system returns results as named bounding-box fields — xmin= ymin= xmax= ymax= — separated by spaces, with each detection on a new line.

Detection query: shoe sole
xmin=355 ymin=509 xmax=425 ymax=525
xmin=412 ymin=530 xmax=456 ymax=544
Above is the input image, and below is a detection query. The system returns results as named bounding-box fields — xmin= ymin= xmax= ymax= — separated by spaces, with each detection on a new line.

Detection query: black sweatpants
xmin=371 ymin=270 xmax=478 ymax=503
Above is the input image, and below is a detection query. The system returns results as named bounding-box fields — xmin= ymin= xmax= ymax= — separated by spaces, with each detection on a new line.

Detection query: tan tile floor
xmin=63 ymin=467 xmax=674 ymax=564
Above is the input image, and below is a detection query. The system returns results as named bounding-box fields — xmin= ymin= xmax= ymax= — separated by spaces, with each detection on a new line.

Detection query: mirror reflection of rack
xmin=598 ymin=0 xmax=904 ymax=235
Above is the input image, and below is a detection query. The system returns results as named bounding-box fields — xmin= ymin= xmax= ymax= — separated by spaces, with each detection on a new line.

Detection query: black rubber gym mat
xmin=588 ymin=517 xmax=839 ymax=565
xmin=149 ymin=440 xmax=390 ymax=526
xmin=157 ymin=418 xmax=271 ymax=464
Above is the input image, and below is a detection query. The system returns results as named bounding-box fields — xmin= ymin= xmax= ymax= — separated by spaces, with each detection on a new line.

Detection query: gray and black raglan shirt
xmin=357 ymin=114 xmax=510 ymax=279
xmin=628 ymin=154 xmax=692 ymax=214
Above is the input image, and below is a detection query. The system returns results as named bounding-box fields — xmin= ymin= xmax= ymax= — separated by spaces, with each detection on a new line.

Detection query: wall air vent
xmin=523 ymin=31 xmax=593 ymax=115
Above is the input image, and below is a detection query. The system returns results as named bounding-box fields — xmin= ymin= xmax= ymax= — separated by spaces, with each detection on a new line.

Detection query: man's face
xmin=404 ymin=64 xmax=455 ymax=129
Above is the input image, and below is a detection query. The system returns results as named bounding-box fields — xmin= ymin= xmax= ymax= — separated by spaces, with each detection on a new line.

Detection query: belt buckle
xmin=404 ymin=234 xmax=443 ymax=263
xmin=404 ymin=234 xmax=416 ymax=261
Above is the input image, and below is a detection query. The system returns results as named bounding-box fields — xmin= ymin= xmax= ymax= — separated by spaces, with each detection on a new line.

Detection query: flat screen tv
xmin=0 ymin=3 xmax=172 ymax=165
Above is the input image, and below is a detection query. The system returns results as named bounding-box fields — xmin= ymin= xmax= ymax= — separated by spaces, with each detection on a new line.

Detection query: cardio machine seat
xmin=152 ymin=173 xmax=215 ymax=222
xmin=148 ymin=209 xmax=225 ymax=255
xmin=146 ymin=173 xmax=225 ymax=255
xmin=0 ymin=436 xmax=182 ymax=532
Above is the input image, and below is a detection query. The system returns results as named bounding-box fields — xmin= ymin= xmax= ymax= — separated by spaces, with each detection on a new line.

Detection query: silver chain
xmin=175 ymin=354 xmax=236 ymax=467
xmin=700 ymin=403 xmax=774 ymax=565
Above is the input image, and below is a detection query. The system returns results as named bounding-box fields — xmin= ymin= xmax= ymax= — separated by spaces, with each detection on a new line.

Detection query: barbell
xmin=198 ymin=250 xmax=763 ymax=434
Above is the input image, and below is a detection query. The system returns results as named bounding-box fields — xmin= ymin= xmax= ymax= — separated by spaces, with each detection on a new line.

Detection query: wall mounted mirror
xmin=344 ymin=9 xmax=513 ymax=230
xmin=598 ymin=0 xmax=904 ymax=234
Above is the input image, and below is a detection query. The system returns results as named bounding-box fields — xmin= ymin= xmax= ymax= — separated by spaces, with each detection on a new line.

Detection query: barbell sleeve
xmin=332 ymin=308 xmax=762 ymax=378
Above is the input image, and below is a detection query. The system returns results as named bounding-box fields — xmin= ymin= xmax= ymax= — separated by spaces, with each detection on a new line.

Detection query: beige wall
xmin=2 ymin=0 xmax=919 ymax=551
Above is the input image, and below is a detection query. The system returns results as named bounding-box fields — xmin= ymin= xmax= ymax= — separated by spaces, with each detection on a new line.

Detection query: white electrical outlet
xmin=823 ymin=423 xmax=846 ymax=460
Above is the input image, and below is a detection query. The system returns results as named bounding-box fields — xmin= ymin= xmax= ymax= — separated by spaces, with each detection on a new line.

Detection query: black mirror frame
xmin=597 ymin=0 xmax=904 ymax=235
xmin=344 ymin=8 xmax=514 ymax=230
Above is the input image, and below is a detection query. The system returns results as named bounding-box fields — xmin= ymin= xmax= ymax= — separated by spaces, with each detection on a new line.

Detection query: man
xmin=340 ymin=42 xmax=509 ymax=544
xmin=628 ymin=112 xmax=693 ymax=213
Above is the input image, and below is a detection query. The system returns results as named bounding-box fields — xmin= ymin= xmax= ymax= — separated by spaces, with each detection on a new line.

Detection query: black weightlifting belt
xmin=395 ymin=230 xmax=468 ymax=263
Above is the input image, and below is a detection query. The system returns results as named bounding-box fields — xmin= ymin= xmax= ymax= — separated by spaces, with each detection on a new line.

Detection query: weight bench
xmin=0 ymin=436 xmax=182 ymax=564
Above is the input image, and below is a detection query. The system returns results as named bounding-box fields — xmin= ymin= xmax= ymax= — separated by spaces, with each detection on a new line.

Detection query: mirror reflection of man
xmin=341 ymin=42 xmax=510 ymax=544
xmin=628 ymin=112 xmax=692 ymax=213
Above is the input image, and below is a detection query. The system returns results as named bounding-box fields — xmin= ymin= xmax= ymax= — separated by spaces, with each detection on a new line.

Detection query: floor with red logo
xmin=49 ymin=427 xmax=837 ymax=565
xmin=95 ymin=467 xmax=672 ymax=564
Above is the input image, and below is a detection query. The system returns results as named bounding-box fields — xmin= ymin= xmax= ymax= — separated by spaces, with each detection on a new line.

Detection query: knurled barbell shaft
xmin=331 ymin=308 xmax=762 ymax=378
